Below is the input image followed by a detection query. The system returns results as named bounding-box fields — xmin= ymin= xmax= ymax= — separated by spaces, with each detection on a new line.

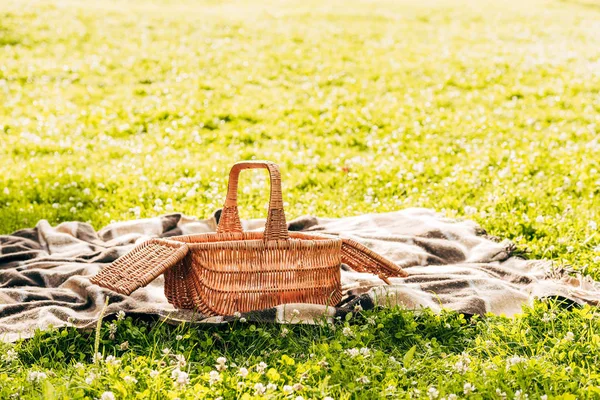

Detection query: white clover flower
xmin=345 ymin=348 xmax=359 ymax=358
xmin=514 ymin=390 xmax=529 ymax=400
xmin=119 ymin=341 xmax=129 ymax=351
xmin=386 ymin=385 xmax=396 ymax=393
xmin=176 ymin=335 xmax=183 ymax=341
xmin=293 ymin=383 xmax=304 ymax=391
xmin=2 ymin=349 xmax=18 ymax=363
xmin=564 ymin=332 xmax=575 ymax=341
xmin=281 ymin=328 xmax=290 ymax=337
xmin=108 ymin=322 xmax=117 ymax=340
xmin=588 ymin=221 xmax=597 ymax=231
xmin=27 ymin=371 xmax=47 ymax=383
xmin=567 ymin=246 xmax=574 ymax=253
xmin=410 ymin=389 xmax=421 ymax=398
xmin=535 ymin=216 xmax=544 ymax=223
xmin=506 ymin=355 xmax=527 ymax=369
xmin=454 ymin=354 xmax=471 ymax=374
xmin=296 ymin=397 xmax=305 ymax=400
xmin=92 ymin=352 xmax=103 ymax=363
xmin=267 ymin=383 xmax=277 ymax=391
xmin=428 ymin=386 xmax=439 ymax=399
xmin=208 ymin=370 xmax=221 ymax=385
xmin=254 ymin=383 xmax=266 ymax=395
xmin=324 ymin=397 xmax=334 ymax=400
xmin=124 ymin=375 xmax=138 ymax=384
xmin=593 ymin=256 xmax=600 ymax=263
xmin=359 ymin=347 xmax=371 ymax=357
xmin=105 ymin=355 xmax=121 ymax=366
xmin=317 ymin=359 xmax=329 ymax=368
xmin=100 ymin=392 xmax=115 ymax=400
xmin=74 ymin=362 xmax=84 ymax=369
xmin=116 ymin=311 xmax=126 ymax=321
xmin=495 ymin=388 xmax=507 ymax=399
xmin=239 ymin=317 xmax=247 ymax=323
xmin=283 ymin=385 xmax=294 ymax=394
xmin=342 ymin=327 xmax=354 ymax=337
xmin=356 ymin=376 xmax=370 ymax=384
xmin=174 ymin=370 xmax=189 ymax=388
xmin=354 ymin=304 xmax=363 ymax=312
xmin=447 ymin=394 xmax=457 ymax=400
xmin=463 ymin=382 xmax=475 ymax=394
xmin=464 ymin=206 xmax=477 ymax=215
xmin=292 ymin=309 xmax=300 ymax=316
xmin=237 ymin=382 xmax=245 ymax=389
xmin=85 ymin=372 xmax=97 ymax=384
xmin=256 ymin=361 xmax=268 ymax=374
xmin=176 ymin=354 xmax=187 ymax=368
xmin=162 ymin=348 xmax=171 ymax=355
xmin=367 ymin=317 xmax=376 ymax=326
xmin=215 ymin=356 xmax=227 ymax=371
xmin=594 ymin=245 xmax=600 ymax=253
xmin=238 ymin=367 xmax=249 ymax=378
xmin=540 ymin=395 xmax=548 ymax=400
xmin=150 ymin=370 xmax=159 ymax=378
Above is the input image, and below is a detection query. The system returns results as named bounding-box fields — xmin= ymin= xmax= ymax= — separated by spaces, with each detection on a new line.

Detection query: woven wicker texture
xmin=91 ymin=161 xmax=407 ymax=316
xmin=90 ymin=238 xmax=189 ymax=294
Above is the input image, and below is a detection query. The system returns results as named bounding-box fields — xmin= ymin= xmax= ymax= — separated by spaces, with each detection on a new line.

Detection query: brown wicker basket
xmin=91 ymin=160 xmax=408 ymax=316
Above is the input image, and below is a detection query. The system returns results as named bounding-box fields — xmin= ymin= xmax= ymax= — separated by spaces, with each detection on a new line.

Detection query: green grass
xmin=1 ymin=0 xmax=599 ymax=397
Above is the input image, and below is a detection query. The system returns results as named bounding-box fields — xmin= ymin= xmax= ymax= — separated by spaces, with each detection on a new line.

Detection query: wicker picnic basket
xmin=91 ymin=160 xmax=407 ymax=316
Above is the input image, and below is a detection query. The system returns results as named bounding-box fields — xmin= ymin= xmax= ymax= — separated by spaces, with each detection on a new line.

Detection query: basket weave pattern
xmin=91 ymin=160 xmax=408 ymax=316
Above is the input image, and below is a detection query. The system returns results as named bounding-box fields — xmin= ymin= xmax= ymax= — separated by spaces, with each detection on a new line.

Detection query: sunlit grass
xmin=1 ymin=0 xmax=600 ymax=397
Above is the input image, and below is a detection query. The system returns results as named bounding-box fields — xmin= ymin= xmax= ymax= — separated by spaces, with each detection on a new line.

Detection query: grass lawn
xmin=1 ymin=0 xmax=600 ymax=398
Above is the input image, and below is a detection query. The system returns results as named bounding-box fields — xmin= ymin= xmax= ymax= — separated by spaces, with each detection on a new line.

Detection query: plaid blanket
xmin=1 ymin=208 xmax=599 ymax=342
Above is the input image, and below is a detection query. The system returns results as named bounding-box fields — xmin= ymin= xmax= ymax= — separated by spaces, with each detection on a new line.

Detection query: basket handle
xmin=217 ymin=160 xmax=289 ymax=241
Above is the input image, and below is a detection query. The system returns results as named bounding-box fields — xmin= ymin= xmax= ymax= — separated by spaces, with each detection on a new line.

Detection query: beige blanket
xmin=1 ymin=208 xmax=598 ymax=342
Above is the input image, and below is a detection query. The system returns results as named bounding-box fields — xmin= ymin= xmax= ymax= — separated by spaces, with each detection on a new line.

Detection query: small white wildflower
xmin=175 ymin=354 xmax=187 ymax=368
xmin=116 ymin=311 xmax=126 ymax=321
xmin=567 ymin=246 xmax=575 ymax=253
xmin=342 ymin=327 xmax=354 ymax=337
xmin=162 ymin=348 xmax=171 ymax=355
xmin=233 ymin=311 xmax=241 ymax=318
xmin=108 ymin=322 xmax=117 ymax=340
xmin=267 ymin=383 xmax=277 ymax=391
xmin=100 ymin=392 xmax=116 ymax=400
xmin=359 ymin=347 xmax=371 ymax=357
xmin=410 ymin=389 xmax=421 ymax=398
xmin=317 ymin=359 xmax=329 ymax=368
xmin=345 ymin=348 xmax=360 ymax=358
xmin=496 ymin=388 xmax=507 ymax=399
xmin=367 ymin=316 xmax=376 ymax=325
xmin=85 ymin=372 xmax=96 ymax=384
xmin=254 ymin=383 xmax=266 ymax=395
xmin=354 ymin=304 xmax=363 ymax=312
xmin=283 ymin=385 xmax=294 ymax=394
xmin=356 ymin=376 xmax=370 ymax=384
xmin=92 ymin=352 xmax=103 ymax=363
xmin=514 ymin=390 xmax=529 ymax=400
xmin=174 ymin=370 xmax=189 ymax=387
xmin=589 ymin=221 xmax=597 ymax=231
xmin=27 ymin=371 xmax=47 ymax=383
xmin=447 ymin=394 xmax=457 ymax=400
xmin=2 ymin=349 xmax=18 ymax=363
xmin=238 ymin=367 xmax=249 ymax=378
xmin=324 ymin=397 xmax=334 ymax=400
xmin=463 ymin=382 xmax=475 ymax=394
xmin=124 ymin=375 xmax=137 ymax=384
xmin=176 ymin=335 xmax=183 ymax=341
xmin=119 ymin=341 xmax=129 ymax=351
xmin=292 ymin=309 xmax=300 ymax=316
xmin=535 ymin=216 xmax=545 ymax=223
xmin=208 ymin=370 xmax=221 ymax=385
xmin=149 ymin=370 xmax=159 ymax=378
xmin=454 ymin=354 xmax=471 ymax=374
xmin=215 ymin=356 xmax=227 ymax=371
xmin=565 ymin=331 xmax=575 ymax=341
xmin=256 ymin=361 xmax=268 ymax=374
xmin=428 ymin=386 xmax=439 ymax=399
xmin=507 ymin=355 xmax=527 ymax=369
xmin=464 ymin=206 xmax=477 ymax=215
xmin=296 ymin=397 xmax=305 ymax=400
xmin=293 ymin=383 xmax=304 ymax=391
xmin=386 ymin=385 xmax=397 ymax=393
xmin=3 ymin=187 xmax=9 ymax=195
xmin=281 ymin=327 xmax=290 ymax=337
xmin=74 ymin=362 xmax=84 ymax=369
xmin=105 ymin=355 xmax=121 ymax=366
xmin=540 ymin=395 xmax=548 ymax=400
xmin=240 ymin=317 xmax=247 ymax=323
